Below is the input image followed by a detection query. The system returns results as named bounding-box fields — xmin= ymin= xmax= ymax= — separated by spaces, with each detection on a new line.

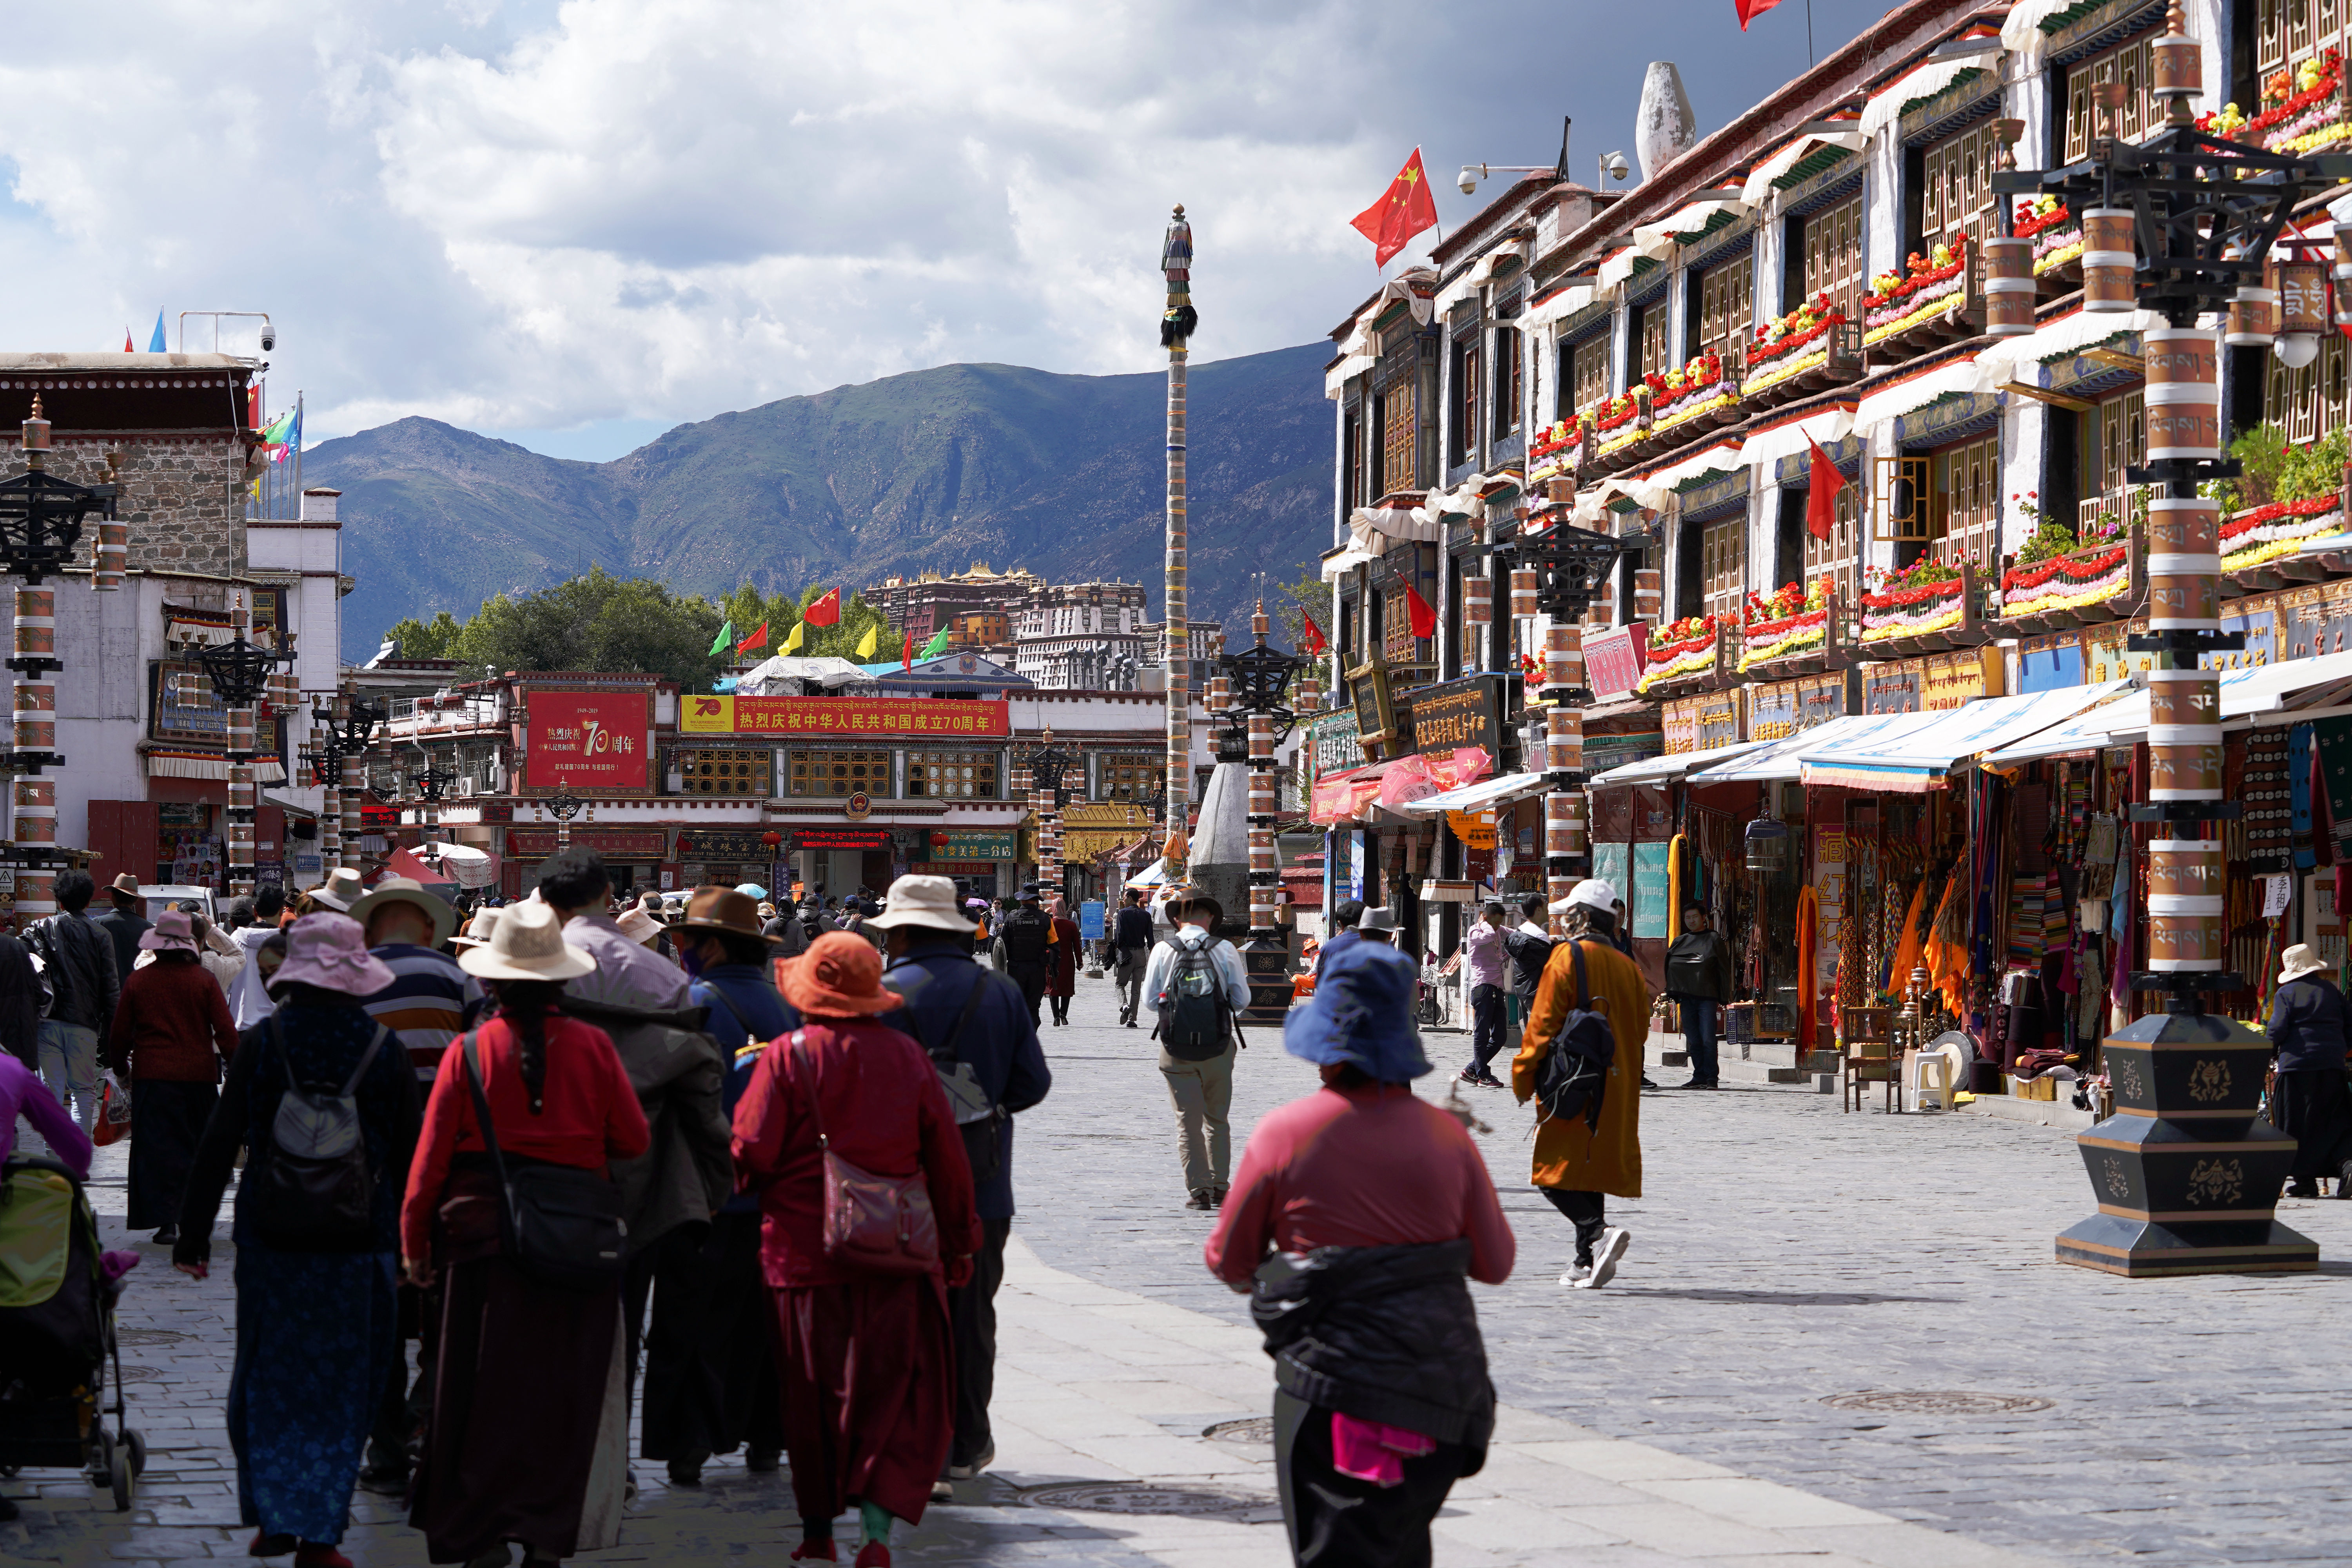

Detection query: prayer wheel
xmin=1509 ymin=568 xmax=1538 ymax=621
xmin=2143 ymin=326 xmax=2219 ymax=460
xmin=1983 ymin=235 xmax=2037 ymax=336
xmin=14 ymin=869 xmax=55 ymax=920
xmin=1634 ymin=568 xmax=1663 ymax=621
xmin=11 ymin=779 xmax=53 ymax=848
xmin=91 ymin=519 xmax=127 ymax=592
xmin=1545 ymin=707 xmax=1584 ymax=775
xmin=2082 ymin=207 xmax=2137 ymax=312
xmin=1543 ymin=623 xmax=1583 ymax=691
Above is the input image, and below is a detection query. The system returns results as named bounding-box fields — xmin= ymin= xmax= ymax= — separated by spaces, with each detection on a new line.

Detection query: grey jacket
xmin=564 ymin=997 xmax=732 ymax=1252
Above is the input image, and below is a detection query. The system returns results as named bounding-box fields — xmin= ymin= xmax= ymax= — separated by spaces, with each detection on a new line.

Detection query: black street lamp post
xmin=545 ymin=786 xmax=584 ymax=850
xmin=1025 ymin=732 xmax=1071 ymax=897
xmin=192 ymin=595 xmax=296 ymax=898
xmin=1990 ymin=5 xmax=2343 ymax=1277
xmin=1218 ymin=600 xmax=1308 ymax=1023
xmin=310 ymin=690 xmax=384 ymax=873
xmin=0 ymin=397 xmax=118 ymax=920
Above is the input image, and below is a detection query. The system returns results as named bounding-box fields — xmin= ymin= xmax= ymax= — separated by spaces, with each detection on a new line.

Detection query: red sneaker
xmin=853 ymin=1544 xmax=891 ymax=1568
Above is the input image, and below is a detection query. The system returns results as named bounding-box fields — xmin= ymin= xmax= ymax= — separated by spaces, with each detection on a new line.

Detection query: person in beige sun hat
xmin=2267 ymin=942 xmax=2352 ymax=1200
xmin=307 ymin=867 xmax=367 ymax=914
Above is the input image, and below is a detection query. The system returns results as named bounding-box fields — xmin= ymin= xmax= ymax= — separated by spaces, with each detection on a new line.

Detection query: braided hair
xmin=488 ymin=978 xmax=565 ymax=1113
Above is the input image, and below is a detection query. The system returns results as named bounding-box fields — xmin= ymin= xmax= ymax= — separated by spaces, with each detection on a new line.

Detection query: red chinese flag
xmin=902 ymin=630 xmax=914 ymax=670
xmin=1805 ymin=433 xmax=1847 ymax=542
xmin=1736 ymin=0 xmax=1785 ymax=28
xmin=1350 ymin=149 xmax=1440 ymax=269
xmin=1405 ymin=585 xmax=1437 ymax=639
xmin=735 ymin=622 xmax=768 ymax=654
xmin=803 ymin=587 xmax=841 ymax=627
xmin=1301 ymin=610 xmax=1328 ymax=656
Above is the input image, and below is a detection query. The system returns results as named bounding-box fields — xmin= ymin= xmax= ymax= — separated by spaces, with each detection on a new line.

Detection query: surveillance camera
xmin=1458 ymin=167 xmax=1480 ymax=196
xmin=260 ymin=327 xmax=276 ymax=352
xmin=1607 ymin=153 xmax=1631 ymax=181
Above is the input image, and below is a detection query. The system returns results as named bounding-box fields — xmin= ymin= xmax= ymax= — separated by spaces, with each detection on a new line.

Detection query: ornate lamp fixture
xmin=545 ymin=786 xmax=585 ymax=849
xmin=1992 ymin=1 xmax=2344 ymax=1277
xmin=192 ymin=595 xmax=294 ymax=897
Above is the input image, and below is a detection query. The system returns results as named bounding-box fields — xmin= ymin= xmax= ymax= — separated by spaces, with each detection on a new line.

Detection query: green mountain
xmin=313 ymin=341 xmax=1334 ymax=662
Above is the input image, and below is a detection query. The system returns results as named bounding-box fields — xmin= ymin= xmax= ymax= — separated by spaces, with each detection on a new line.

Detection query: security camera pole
xmin=1160 ymin=205 xmax=1197 ymax=846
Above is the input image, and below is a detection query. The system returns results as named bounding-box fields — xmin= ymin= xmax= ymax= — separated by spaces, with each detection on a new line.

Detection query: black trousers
xmin=1676 ymin=995 xmax=1720 ymax=1085
xmin=1008 ymin=963 xmax=1047 ymax=1025
xmin=1541 ymin=1188 xmax=1606 ymax=1265
xmin=1272 ymin=1388 xmax=1466 ymax=1568
xmin=1048 ymin=991 xmax=1071 ymax=1025
xmin=367 ymin=1284 xmax=438 ymax=1475
xmin=1468 ymin=984 xmax=1506 ymax=1074
xmin=948 ymin=1216 xmax=1013 ymax=1468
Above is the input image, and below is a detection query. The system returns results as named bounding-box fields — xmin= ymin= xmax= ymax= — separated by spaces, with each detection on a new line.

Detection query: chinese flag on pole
xmin=1300 ymin=610 xmax=1328 ymax=656
xmin=1351 ymin=149 xmax=1441 ymax=268
xmin=735 ymin=622 xmax=769 ymax=654
xmin=1405 ymin=585 xmax=1437 ymax=639
xmin=1805 ymin=433 xmax=1847 ymax=542
xmin=803 ymin=587 xmax=841 ymax=626
xmin=902 ymin=630 xmax=914 ymax=670
xmin=1735 ymin=0 xmax=1785 ymax=28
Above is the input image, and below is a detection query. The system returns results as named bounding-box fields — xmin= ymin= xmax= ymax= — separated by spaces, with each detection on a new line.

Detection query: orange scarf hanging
xmin=1920 ymin=874 xmax=1969 ymax=1020
xmin=1886 ymin=879 xmax=1929 ymax=996
xmin=1795 ymin=884 xmax=1819 ymax=1051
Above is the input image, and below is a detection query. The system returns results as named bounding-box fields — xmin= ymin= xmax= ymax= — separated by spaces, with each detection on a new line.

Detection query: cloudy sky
xmin=0 ymin=0 xmax=1887 ymax=459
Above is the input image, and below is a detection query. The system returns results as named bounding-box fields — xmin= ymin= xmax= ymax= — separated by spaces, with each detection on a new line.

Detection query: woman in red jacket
xmin=401 ymin=901 xmax=649 ymax=1568
xmin=733 ymin=932 xmax=977 ymax=1567
xmin=108 ymin=909 xmax=238 ymax=1244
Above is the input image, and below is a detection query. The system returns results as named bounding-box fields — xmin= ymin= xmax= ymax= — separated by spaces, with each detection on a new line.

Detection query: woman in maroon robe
xmin=1044 ymin=897 xmax=1080 ymax=1026
xmin=733 ymin=932 xmax=977 ymax=1566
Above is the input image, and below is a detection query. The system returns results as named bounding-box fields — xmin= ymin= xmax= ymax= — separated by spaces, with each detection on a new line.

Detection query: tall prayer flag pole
xmin=1160 ymin=205 xmax=1197 ymax=842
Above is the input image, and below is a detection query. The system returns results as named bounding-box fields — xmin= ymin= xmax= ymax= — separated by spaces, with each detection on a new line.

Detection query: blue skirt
xmin=226 ymin=1242 xmax=399 ymax=1544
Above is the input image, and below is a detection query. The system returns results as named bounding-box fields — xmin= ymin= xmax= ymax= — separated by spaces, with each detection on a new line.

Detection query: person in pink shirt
xmin=1204 ymin=941 xmax=1514 ymax=1568
xmin=0 ymin=1050 xmax=91 ymax=1177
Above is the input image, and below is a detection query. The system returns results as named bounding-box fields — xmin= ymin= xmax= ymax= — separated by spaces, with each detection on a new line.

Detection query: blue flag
xmin=147 ymin=310 xmax=166 ymax=354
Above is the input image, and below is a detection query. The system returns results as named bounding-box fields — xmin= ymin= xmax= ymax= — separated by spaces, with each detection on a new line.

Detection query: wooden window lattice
xmin=1698 ymin=258 xmax=1753 ymax=364
xmin=1803 ymin=195 xmax=1866 ymax=319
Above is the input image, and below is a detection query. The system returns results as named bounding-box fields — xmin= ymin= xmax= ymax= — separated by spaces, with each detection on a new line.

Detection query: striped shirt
xmin=363 ymin=943 xmax=483 ymax=1083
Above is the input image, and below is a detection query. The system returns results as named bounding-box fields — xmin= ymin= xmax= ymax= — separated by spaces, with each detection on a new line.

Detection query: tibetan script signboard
xmin=1402 ymin=675 xmax=1504 ymax=758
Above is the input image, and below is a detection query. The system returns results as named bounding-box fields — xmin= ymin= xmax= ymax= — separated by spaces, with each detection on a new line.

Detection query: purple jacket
xmin=0 ymin=1051 xmax=92 ymax=1177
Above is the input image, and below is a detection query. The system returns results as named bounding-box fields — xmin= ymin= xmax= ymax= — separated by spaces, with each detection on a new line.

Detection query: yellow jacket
xmin=1512 ymin=936 xmax=1648 ymax=1197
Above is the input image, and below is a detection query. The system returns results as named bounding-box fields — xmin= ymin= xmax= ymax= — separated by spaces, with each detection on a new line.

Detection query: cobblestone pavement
xmin=1014 ymin=978 xmax=2352 ymax=1567
xmin=7 ymin=967 xmax=2343 ymax=1565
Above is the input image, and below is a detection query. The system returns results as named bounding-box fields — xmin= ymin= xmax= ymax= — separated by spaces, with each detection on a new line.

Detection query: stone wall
xmin=49 ymin=435 xmax=244 ymax=577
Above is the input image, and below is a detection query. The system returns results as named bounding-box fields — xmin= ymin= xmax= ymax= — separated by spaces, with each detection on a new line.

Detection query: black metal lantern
xmin=546 ymin=787 xmax=584 ymax=824
xmin=0 ymin=426 xmax=111 ymax=585
xmin=1743 ymin=813 xmax=1789 ymax=873
xmin=194 ymin=623 xmax=290 ymax=709
xmin=411 ymin=757 xmax=454 ymax=803
xmin=1216 ymin=601 xmax=1309 ymax=747
xmin=315 ymin=692 xmax=385 ymax=757
xmin=1506 ymin=516 xmax=1630 ymax=621
xmin=1027 ymin=733 xmax=1073 ymax=808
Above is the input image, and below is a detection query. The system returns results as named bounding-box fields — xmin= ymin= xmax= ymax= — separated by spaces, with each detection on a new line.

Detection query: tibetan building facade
xmin=1315 ymin=0 xmax=2352 ymax=1091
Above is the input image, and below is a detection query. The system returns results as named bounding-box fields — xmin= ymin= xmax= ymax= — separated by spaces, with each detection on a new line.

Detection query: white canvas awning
xmin=1854 ymin=352 xmax=2011 ymax=434
xmin=2007 ymin=307 xmax=2167 ymax=367
xmin=1859 ymin=58 xmax=1993 ymax=142
xmin=1800 ymin=682 xmax=2129 ymax=792
xmin=1741 ymin=130 xmax=1867 ymax=205
xmin=1739 ymin=407 xmax=1855 ymax=471
xmin=1396 ymin=771 xmax=1555 ymax=817
xmin=1988 ymin=651 xmax=2352 ymax=764
xmin=1586 ymin=739 xmax=1768 ymax=787
xmin=1324 ymin=353 xmax=1376 ymax=399
xmin=1524 ymin=283 xmax=1597 ymax=331
xmin=1684 ymin=714 xmax=1922 ymax=783
xmin=1631 ymin=199 xmax=1749 ymax=256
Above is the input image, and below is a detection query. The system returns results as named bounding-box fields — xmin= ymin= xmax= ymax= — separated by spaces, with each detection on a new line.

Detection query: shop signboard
xmin=506 ymin=827 xmax=669 ymax=858
xmin=1661 ymin=696 xmax=1702 ymax=753
xmin=1584 ymin=624 xmax=1650 ymax=703
xmin=788 ymin=826 xmax=894 ymax=851
xmin=1630 ymin=841 xmax=1670 ymax=940
xmin=2017 ymin=632 xmax=2084 ymax=693
xmin=2084 ymin=621 xmax=2151 ymax=685
xmin=1446 ymin=811 xmax=1497 ymax=849
xmin=2284 ymin=580 xmax=2352 ymax=662
xmin=1591 ymin=841 xmax=1630 ymax=904
xmin=1584 ymin=730 xmax=1663 ymax=773
xmin=1304 ymin=707 xmax=1363 ymax=789
xmin=674 ymin=830 xmax=776 ymax=863
xmin=526 ymin=690 xmax=651 ymax=792
xmin=1346 ymin=659 xmax=1397 ymax=750
xmin=1402 ymin=674 xmax=1504 ymax=757
xmin=1863 ymin=658 xmax=1922 ymax=714
xmin=2204 ymin=597 xmax=2277 ymax=671
xmin=1922 ymin=647 xmax=2003 ymax=710
xmin=1693 ymin=688 xmax=1745 ymax=750
xmin=681 ymin=693 xmax=1009 ymax=738
xmin=1749 ymin=673 xmax=1850 ymax=742
xmin=927 ymin=829 xmax=1015 ymax=860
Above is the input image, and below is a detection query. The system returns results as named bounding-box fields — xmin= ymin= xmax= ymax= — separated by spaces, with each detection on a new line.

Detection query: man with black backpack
xmin=1513 ymin=879 xmax=1650 ymax=1290
xmin=871 ymin=874 xmax=1051 ymax=1493
xmin=995 ymin=883 xmax=1055 ymax=1025
xmin=1143 ymin=888 xmax=1251 ymax=1210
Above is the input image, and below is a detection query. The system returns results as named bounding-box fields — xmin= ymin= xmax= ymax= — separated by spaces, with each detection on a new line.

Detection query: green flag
xmin=708 ymin=619 xmax=733 ymax=657
xmin=918 ymin=626 xmax=952 ymax=660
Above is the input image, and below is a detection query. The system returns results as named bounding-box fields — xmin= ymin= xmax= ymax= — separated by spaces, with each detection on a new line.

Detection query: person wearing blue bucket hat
xmin=1205 ymin=941 xmax=1514 ymax=1566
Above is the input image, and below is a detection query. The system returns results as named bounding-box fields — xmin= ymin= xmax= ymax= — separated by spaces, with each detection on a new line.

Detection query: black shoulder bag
xmin=457 ymin=1030 xmax=628 ymax=1292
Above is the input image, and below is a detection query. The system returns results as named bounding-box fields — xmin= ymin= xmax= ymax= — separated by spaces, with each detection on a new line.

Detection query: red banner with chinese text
xmin=526 ymin=691 xmax=651 ymax=791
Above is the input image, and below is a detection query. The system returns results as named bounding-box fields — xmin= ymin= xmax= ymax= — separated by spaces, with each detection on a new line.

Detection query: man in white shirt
xmin=1142 ymin=889 xmax=1251 ymax=1210
xmin=224 ymin=886 xmax=286 ymax=1031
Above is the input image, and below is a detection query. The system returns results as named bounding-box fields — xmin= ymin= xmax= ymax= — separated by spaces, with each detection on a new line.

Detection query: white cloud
xmin=0 ymin=0 xmax=1882 ymax=454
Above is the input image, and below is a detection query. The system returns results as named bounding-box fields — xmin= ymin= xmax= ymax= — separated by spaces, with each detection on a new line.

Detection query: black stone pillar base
xmin=2055 ymin=1009 xmax=2319 ymax=1278
xmin=1240 ymin=931 xmax=1292 ymax=1027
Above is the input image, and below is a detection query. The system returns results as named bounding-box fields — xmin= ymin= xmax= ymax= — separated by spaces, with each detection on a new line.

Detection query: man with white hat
xmin=2267 ymin=942 xmax=2352 ymax=1200
xmin=1512 ymin=878 xmax=1650 ymax=1289
xmin=308 ymin=867 xmax=367 ymax=913
xmin=871 ymin=874 xmax=1051 ymax=1491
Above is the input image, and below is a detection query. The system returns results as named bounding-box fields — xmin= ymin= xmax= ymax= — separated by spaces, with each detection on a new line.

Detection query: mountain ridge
xmin=311 ymin=341 xmax=1334 ymax=661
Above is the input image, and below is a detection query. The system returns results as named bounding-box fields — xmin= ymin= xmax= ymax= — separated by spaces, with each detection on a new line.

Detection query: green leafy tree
xmin=384 ymin=610 xmax=464 ymax=660
xmin=423 ymin=566 xmax=728 ymax=689
xmin=1272 ymin=568 xmax=1333 ymax=656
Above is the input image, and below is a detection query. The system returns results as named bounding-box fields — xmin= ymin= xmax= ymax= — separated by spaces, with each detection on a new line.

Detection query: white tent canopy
xmin=1397 ymin=771 xmax=1556 ymax=816
xmin=1683 ymin=714 xmax=1920 ymax=783
xmin=1586 ymin=739 xmax=1768 ymax=788
xmin=1800 ymin=682 xmax=2128 ymax=792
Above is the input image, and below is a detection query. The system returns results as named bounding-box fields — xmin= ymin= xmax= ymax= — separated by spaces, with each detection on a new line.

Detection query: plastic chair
xmin=1906 ymin=1044 xmax=1959 ymax=1112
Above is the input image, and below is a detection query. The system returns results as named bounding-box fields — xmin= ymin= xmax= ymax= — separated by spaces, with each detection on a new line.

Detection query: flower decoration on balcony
xmin=2014 ymin=195 xmax=2082 ymax=277
xmin=1642 ymin=353 xmax=1740 ymax=440
xmin=2197 ymin=101 xmax=2252 ymax=139
xmin=1528 ymin=417 xmax=1584 ymax=485
xmin=1858 ymin=557 xmax=1964 ymax=642
xmin=2000 ymin=540 xmax=2131 ymax=620
xmin=1592 ymin=388 xmax=1653 ymax=459
xmin=1744 ymin=292 xmax=1845 ymax=395
xmin=1862 ymin=238 xmax=1969 ymax=346
xmin=2235 ymin=48 xmax=2348 ymax=155
xmin=2219 ymin=494 xmax=2346 ymax=572
xmin=1637 ymin=613 xmax=1718 ymax=692
xmin=1735 ymin=579 xmax=1831 ymax=670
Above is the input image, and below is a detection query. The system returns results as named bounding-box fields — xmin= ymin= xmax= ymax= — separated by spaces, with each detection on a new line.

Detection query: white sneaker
xmin=1576 ymin=1227 xmax=1631 ymax=1289
xmin=1557 ymin=1263 xmax=1591 ymax=1288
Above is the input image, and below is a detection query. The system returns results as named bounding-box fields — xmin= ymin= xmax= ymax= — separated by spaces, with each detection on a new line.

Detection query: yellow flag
xmin=855 ymin=622 xmax=878 ymax=659
xmin=782 ymin=618 xmax=805 ymax=653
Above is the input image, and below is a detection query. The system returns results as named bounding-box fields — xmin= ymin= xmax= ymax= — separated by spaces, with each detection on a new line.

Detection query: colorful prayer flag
xmin=709 ymin=620 xmax=734 ymax=657
xmin=802 ymin=587 xmax=841 ymax=627
xmin=1350 ymin=149 xmax=1440 ymax=269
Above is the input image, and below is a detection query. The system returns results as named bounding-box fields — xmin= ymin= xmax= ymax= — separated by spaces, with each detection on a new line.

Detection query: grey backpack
xmin=247 ymin=1017 xmax=390 ymax=1250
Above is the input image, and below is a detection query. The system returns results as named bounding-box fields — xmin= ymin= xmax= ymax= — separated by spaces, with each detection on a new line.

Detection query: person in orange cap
xmin=731 ymin=932 xmax=979 ymax=1566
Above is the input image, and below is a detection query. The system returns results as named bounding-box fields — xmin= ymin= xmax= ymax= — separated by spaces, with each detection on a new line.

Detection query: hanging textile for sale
xmin=1795 ymin=884 xmax=1818 ymax=1052
xmin=1667 ymin=834 xmax=1686 ymax=942
xmin=2316 ymin=716 xmax=2352 ymax=863
xmin=2243 ymin=726 xmax=2294 ymax=873
xmin=2290 ymin=723 xmax=2317 ymax=872
xmin=1923 ymin=873 xmax=1969 ymax=1019
xmin=1884 ymin=878 xmax=1929 ymax=993
xmin=2007 ymin=871 xmax=2044 ymax=965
